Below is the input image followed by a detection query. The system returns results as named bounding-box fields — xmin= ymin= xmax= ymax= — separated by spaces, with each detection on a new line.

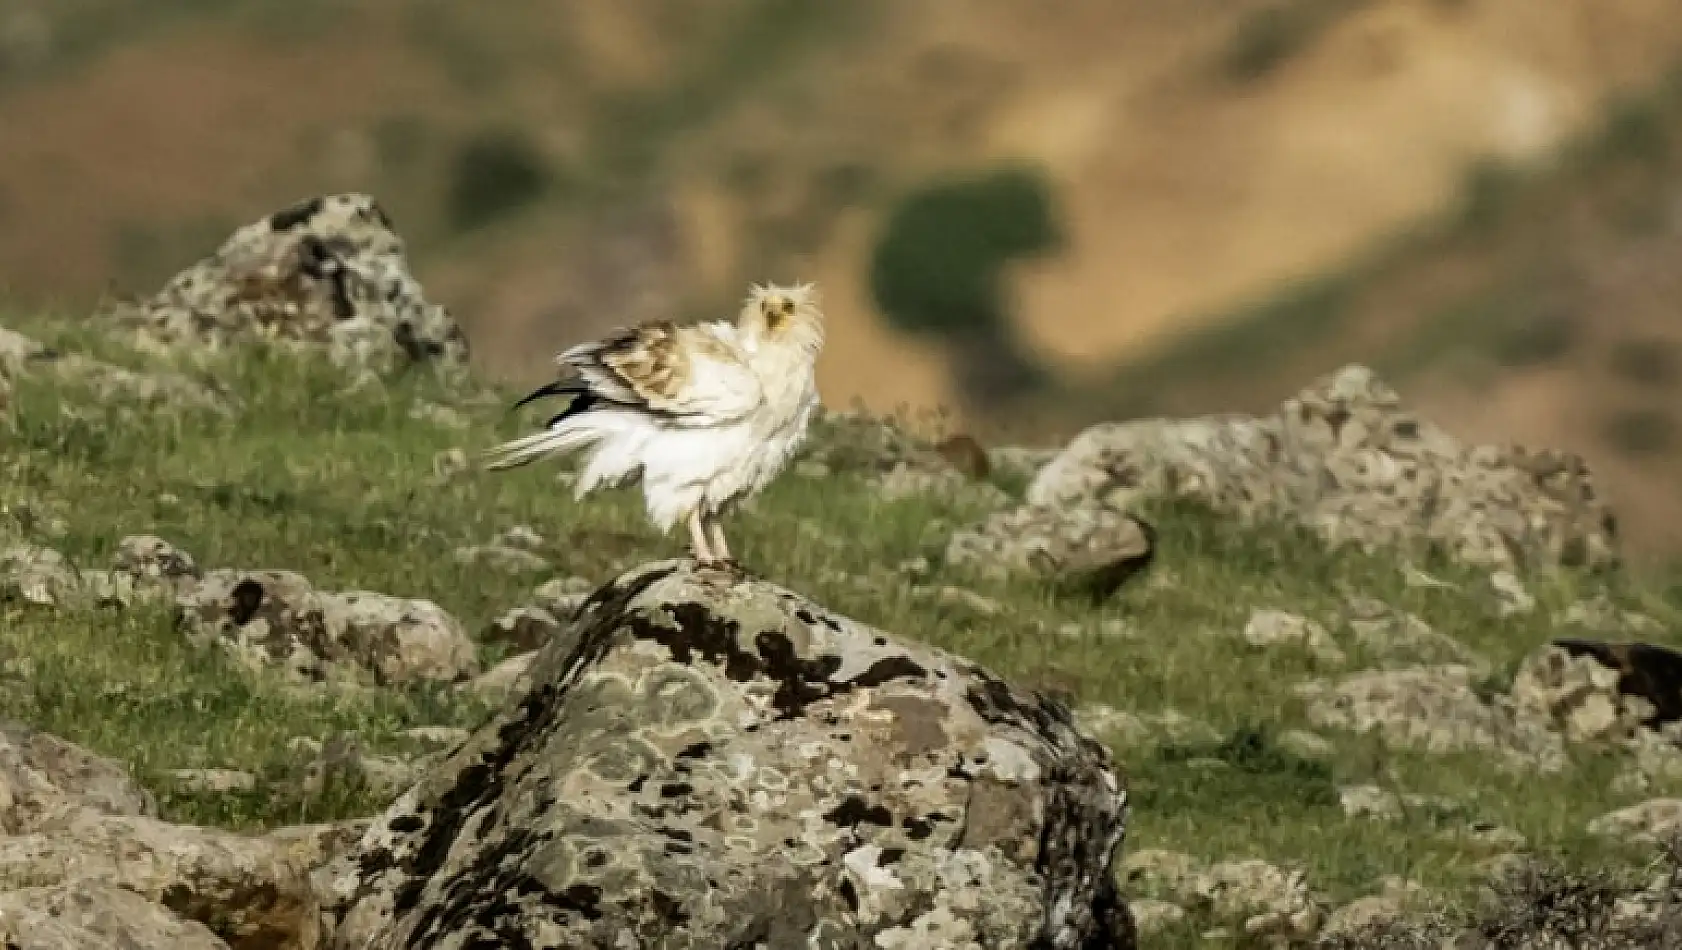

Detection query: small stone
xmin=1242 ymin=608 xmax=1345 ymax=664
xmin=453 ymin=544 xmax=552 ymax=574
xmin=1489 ymin=570 xmax=1535 ymax=617
xmin=457 ymin=651 xmax=538 ymax=706
xmin=1128 ymin=899 xmax=1186 ymax=937
xmin=0 ymin=544 xmax=79 ymax=607
xmin=432 ymin=448 xmax=469 ymax=482
xmin=402 ymin=727 xmax=470 ymax=751
xmin=483 ymin=606 xmax=562 ymax=653
xmin=165 ymin=769 xmax=257 ymax=795
xmin=1277 ymin=730 xmax=1335 ymax=760
xmin=409 ymin=402 xmax=469 ymax=429
xmin=932 ymin=586 xmax=1002 ymax=618
xmin=496 ymin=525 xmax=545 ymax=550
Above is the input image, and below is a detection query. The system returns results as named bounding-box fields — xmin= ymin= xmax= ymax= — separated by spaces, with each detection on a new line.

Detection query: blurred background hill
xmin=3 ymin=0 xmax=1682 ymax=557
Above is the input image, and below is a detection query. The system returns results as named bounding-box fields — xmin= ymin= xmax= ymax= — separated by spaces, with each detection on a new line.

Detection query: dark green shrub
xmin=868 ymin=163 xmax=1060 ymax=338
xmin=446 ymin=129 xmax=552 ymax=232
xmin=867 ymin=163 xmax=1062 ymax=406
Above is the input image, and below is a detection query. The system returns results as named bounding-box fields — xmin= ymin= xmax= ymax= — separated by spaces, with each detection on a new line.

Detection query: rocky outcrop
xmin=97 ymin=194 xmax=468 ymax=372
xmin=0 ymin=720 xmax=322 ymax=949
xmin=318 ymin=561 xmax=1131 ymax=949
xmin=1022 ymin=364 xmax=1618 ymax=573
xmin=1296 ymin=665 xmax=1567 ymax=772
xmin=177 ymin=569 xmax=480 ymax=687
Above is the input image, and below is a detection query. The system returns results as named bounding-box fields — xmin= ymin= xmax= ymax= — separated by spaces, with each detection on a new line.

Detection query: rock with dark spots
xmin=318 ymin=560 xmax=1131 ymax=949
xmin=1512 ymin=640 xmax=1682 ymax=747
xmin=947 ymin=503 xmax=1155 ymax=599
xmin=111 ymin=535 xmax=201 ymax=592
xmin=1028 ymin=364 xmax=1618 ymax=572
xmin=97 ymin=194 xmax=467 ymax=373
xmin=176 ymin=570 xmax=479 ymax=686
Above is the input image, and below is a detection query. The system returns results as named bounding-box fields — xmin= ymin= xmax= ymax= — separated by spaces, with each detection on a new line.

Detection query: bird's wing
xmin=558 ymin=321 xmax=764 ymax=426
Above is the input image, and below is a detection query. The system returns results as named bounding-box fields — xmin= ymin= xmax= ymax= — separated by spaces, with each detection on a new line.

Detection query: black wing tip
xmin=511 ymin=380 xmax=586 ymax=413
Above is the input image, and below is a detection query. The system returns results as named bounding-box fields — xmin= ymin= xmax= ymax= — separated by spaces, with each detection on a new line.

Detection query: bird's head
xmin=738 ymin=281 xmax=824 ymax=352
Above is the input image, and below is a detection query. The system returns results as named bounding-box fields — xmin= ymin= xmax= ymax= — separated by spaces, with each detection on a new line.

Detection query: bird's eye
xmin=779 ymin=300 xmax=795 ymax=314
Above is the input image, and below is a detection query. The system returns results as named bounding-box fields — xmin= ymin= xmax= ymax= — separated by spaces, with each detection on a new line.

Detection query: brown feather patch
xmin=597 ymin=323 xmax=693 ymax=406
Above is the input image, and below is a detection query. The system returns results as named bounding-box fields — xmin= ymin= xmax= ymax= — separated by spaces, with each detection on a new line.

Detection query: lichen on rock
xmin=318 ymin=560 xmax=1132 ymax=948
xmin=97 ymin=193 xmax=468 ymax=373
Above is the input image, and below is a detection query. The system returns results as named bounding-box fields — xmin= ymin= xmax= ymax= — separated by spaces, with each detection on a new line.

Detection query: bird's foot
xmin=695 ymin=557 xmax=743 ymax=574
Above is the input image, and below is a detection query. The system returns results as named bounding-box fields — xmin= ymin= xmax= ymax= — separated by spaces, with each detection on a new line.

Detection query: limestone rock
xmin=456 ymin=650 xmax=538 ymax=706
xmin=1027 ymin=364 xmax=1617 ymax=572
xmin=319 ymin=561 xmax=1131 ymax=948
xmin=1127 ymin=898 xmax=1186 ymax=938
xmin=1242 ymin=608 xmax=1345 ymax=665
xmin=0 ymin=719 xmax=156 ymax=833
xmin=452 ymin=543 xmax=552 ymax=574
xmin=483 ymin=606 xmax=563 ymax=653
xmin=98 ymin=194 xmax=467 ymax=372
xmin=946 ymin=503 xmax=1155 ymax=599
xmin=294 ymin=732 xmax=418 ymax=801
xmin=0 ymin=882 xmax=230 ymax=950
xmin=112 ymin=535 xmax=201 ymax=590
xmin=165 ymin=769 xmax=257 ymax=795
xmin=0 ymin=543 xmax=79 ymax=607
xmin=1512 ymin=640 xmax=1682 ymax=749
xmin=1588 ymin=799 xmax=1682 ymax=844
xmin=1190 ymin=860 xmax=1323 ymax=944
xmin=176 ymin=570 xmax=479 ymax=686
xmin=1343 ymin=599 xmax=1486 ymax=673
xmin=1297 ymin=665 xmax=1566 ymax=771
xmin=0 ymin=810 xmax=320 ymax=949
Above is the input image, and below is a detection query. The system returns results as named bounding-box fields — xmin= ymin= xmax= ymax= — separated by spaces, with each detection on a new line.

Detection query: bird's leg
xmin=687 ymin=508 xmax=717 ymax=567
xmin=706 ymin=514 xmax=734 ymax=568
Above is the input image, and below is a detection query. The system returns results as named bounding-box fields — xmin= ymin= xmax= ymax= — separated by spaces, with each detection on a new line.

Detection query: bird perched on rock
xmin=486 ymin=282 xmax=824 ymax=569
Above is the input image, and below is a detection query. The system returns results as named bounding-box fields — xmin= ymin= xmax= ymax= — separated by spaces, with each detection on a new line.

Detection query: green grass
xmin=3 ymin=313 xmax=1681 ymax=945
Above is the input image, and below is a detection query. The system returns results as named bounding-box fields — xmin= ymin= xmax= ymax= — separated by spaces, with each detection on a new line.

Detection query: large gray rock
xmin=1024 ymin=365 xmax=1617 ymax=573
xmin=98 ymin=194 xmax=468 ymax=372
xmin=318 ymin=561 xmax=1132 ymax=949
xmin=176 ymin=569 xmax=480 ymax=686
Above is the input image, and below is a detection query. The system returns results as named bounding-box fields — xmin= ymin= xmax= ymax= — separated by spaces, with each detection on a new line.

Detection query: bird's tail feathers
xmin=482 ymin=424 xmax=600 ymax=472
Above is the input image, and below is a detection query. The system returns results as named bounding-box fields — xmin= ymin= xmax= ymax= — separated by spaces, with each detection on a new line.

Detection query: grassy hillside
xmin=4 ymin=313 xmax=1682 ymax=945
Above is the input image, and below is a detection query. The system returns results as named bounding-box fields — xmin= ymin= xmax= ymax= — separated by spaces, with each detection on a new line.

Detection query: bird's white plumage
xmin=486 ymin=282 xmax=824 ymax=562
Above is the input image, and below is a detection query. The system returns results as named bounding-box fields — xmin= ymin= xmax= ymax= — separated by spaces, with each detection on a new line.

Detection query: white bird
xmin=485 ymin=282 xmax=825 ymax=569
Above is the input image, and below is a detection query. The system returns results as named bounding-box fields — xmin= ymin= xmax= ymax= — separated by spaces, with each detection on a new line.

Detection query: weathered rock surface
xmin=0 ymin=719 xmax=156 ymax=833
xmin=946 ymin=503 xmax=1156 ymax=599
xmin=98 ymin=194 xmax=468 ymax=372
xmin=318 ymin=561 xmax=1131 ymax=948
xmin=795 ymin=409 xmax=1009 ymax=508
xmin=0 ymin=882 xmax=231 ymax=950
xmin=177 ymin=569 xmax=479 ymax=686
xmin=0 ymin=722 xmax=322 ymax=949
xmin=1297 ymin=665 xmax=1566 ymax=771
xmin=1025 ymin=364 xmax=1618 ymax=572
